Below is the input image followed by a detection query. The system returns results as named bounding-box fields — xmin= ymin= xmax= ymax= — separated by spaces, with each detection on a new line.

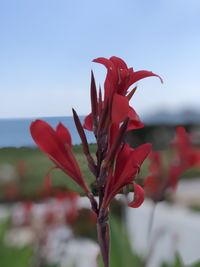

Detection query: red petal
xmin=128 ymin=70 xmax=163 ymax=87
xmin=115 ymin=143 xmax=151 ymax=182
xmin=128 ymin=183 xmax=144 ymax=208
xmin=110 ymin=56 xmax=128 ymax=69
xmin=115 ymin=144 xmax=133 ymax=179
xmin=56 ymin=122 xmax=72 ymax=147
xmin=144 ymin=175 xmax=160 ymax=197
xmin=30 ymin=120 xmax=68 ymax=163
xmin=127 ymin=120 xmax=144 ymax=131
xmin=112 ymin=94 xmax=129 ymax=123
xmin=93 ymin=57 xmax=118 ymax=99
xmin=176 ymin=126 xmax=187 ymax=139
xmin=131 ymin=143 xmax=152 ymax=167
xmin=114 ymin=144 xmax=151 ymax=189
xmin=93 ymin=57 xmax=115 ymax=71
xmin=128 ymin=107 xmax=140 ymax=120
xmin=173 ymin=126 xmax=189 ymax=148
xmin=30 ymin=120 xmax=72 ymax=172
xmin=108 ymin=144 xmax=151 ymax=198
xmin=105 ymin=118 xmax=129 ymax=165
xmin=30 ymin=120 xmax=88 ymax=192
xmin=189 ymin=151 xmax=200 ymax=166
xmin=127 ymin=107 xmax=144 ymax=130
xmin=113 ymin=148 xmax=139 ymax=191
xmin=169 ymin=165 xmax=183 ymax=190
xmin=149 ymin=151 xmax=162 ymax=174
xmin=83 ymin=113 xmax=93 ymax=131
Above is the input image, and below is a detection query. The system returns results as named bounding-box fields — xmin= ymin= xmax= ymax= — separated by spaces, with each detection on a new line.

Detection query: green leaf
xmin=0 ymin=220 xmax=33 ymax=267
xmin=161 ymin=252 xmax=185 ymax=267
xmin=189 ymin=261 xmax=200 ymax=267
xmin=174 ymin=253 xmax=183 ymax=267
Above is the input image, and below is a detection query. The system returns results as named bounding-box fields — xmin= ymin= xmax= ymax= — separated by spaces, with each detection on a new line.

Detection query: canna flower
xmin=30 ymin=120 xmax=90 ymax=194
xmin=84 ymin=56 xmax=162 ymax=130
xmin=93 ymin=56 xmax=163 ymax=100
xmin=94 ymin=56 xmax=162 ymax=124
xmin=172 ymin=126 xmax=200 ymax=167
xmin=144 ymin=151 xmax=169 ymax=202
xmin=144 ymin=127 xmax=200 ymax=202
xmin=30 ymin=56 xmax=162 ymax=267
xmin=102 ymin=143 xmax=152 ymax=209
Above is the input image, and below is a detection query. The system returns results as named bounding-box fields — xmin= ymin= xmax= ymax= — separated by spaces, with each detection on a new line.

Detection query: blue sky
xmin=0 ymin=0 xmax=200 ymax=118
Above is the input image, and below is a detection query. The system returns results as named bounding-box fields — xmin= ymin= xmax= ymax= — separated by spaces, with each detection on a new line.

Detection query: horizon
xmin=1 ymin=105 xmax=200 ymax=120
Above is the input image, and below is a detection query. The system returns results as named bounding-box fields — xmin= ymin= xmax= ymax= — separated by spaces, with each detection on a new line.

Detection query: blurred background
xmin=1 ymin=1 xmax=200 ymax=266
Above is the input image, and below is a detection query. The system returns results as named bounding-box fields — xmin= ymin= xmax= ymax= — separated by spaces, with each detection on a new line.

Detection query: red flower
xmin=84 ymin=56 xmax=162 ymax=131
xmin=83 ymin=105 xmax=143 ymax=132
xmin=83 ymin=113 xmax=93 ymax=131
xmin=93 ymin=56 xmax=162 ymax=125
xmin=144 ymin=127 xmax=200 ymax=202
xmin=144 ymin=152 xmax=166 ymax=201
xmin=102 ymin=143 xmax=152 ymax=209
xmin=93 ymin=56 xmax=163 ymax=99
xmin=172 ymin=126 xmax=200 ymax=167
xmin=29 ymin=56 xmax=161 ymax=267
xmin=30 ymin=120 xmax=90 ymax=194
xmin=144 ymin=151 xmax=186 ymax=201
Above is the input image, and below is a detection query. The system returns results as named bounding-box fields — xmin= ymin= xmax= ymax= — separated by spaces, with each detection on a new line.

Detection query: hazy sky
xmin=1 ymin=0 xmax=200 ymax=118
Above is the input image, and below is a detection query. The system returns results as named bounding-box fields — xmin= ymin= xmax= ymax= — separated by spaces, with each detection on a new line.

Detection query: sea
xmin=0 ymin=116 xmax=96 ymax=148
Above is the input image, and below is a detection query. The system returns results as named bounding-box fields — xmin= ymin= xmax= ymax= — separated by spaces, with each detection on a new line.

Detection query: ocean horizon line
xmin=0 ymin=115 xmax=86 ymax=120
xmin=0 ymin=116 xmax=95 ymax=148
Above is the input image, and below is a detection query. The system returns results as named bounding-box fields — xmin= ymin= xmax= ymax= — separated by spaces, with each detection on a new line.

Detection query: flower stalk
xmin=30 ymin=56 xmax=162 ymax=267
xmin=97 ymin=215 xmax=110 ymax=267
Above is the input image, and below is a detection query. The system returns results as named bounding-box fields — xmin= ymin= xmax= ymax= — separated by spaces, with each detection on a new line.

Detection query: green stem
xmin=143 ymin=203 xmax=157 ymax=267
xmin=147 ymin=203 xmax=156 ymax=240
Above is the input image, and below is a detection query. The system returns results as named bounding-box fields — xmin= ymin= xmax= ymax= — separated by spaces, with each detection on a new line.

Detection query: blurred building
xmin=126 ymin=109 xmax=200 ymax=150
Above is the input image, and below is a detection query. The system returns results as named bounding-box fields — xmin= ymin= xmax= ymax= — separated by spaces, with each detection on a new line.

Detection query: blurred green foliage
xmin=162 ymin=253 xmax=200 ymax=267
xmin=0 ymin=219 xmax=33 ymax=267
xmin=0 ymin=145 xmax=200 ymax=267
xmin=0 ymin=145 xmax=200 ymax=201
xmin=0 ymin=145 xmax=148 ymax=200
xmin=0 ymin=215 xmax=199 ymax=267
xmin=0 ymin=145 xmax=96 ymax=199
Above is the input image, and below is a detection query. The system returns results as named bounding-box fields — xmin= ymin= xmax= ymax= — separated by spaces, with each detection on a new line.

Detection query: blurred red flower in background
xmin=144 ymin=126 xmax=200 ymax=202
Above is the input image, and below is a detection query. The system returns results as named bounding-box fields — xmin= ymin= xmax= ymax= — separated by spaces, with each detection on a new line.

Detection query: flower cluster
xmin=30 ymin=56 xmax=162 ymax=267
